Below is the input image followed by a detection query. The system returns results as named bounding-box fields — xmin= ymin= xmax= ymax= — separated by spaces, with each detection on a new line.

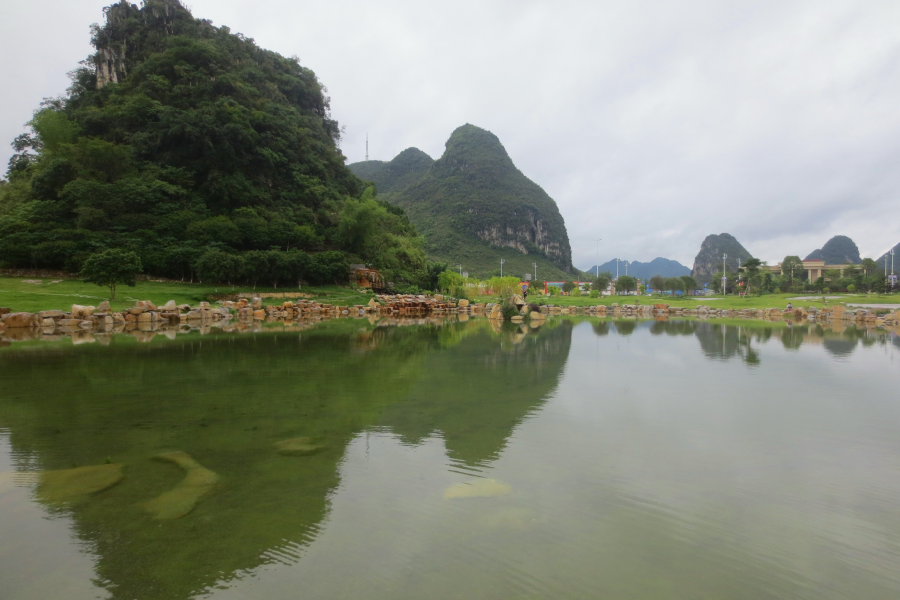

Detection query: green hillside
xmin=351 ymin=124 xmax=575 ymax=280
xmin=350 ymin=148 xmax=434 ymax=194
xmin=0 ymin=0 xmax=425 ymax=287
xmin=805 ymin=235 xmax=861 ymax=264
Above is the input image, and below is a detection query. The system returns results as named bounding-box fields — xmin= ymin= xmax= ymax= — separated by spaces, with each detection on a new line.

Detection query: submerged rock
xmin=37 ymin=463 xmax=124 ymax=503
xmin=273 ymin=437 xmax=324 ymax=456
xmin=142 ymin=451 xmax=218 ymax=520
xmin=443 ymin=478 xmax=512 ymax=500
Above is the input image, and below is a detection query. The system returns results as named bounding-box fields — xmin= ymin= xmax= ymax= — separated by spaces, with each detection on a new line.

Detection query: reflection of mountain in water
xmin=382 ymin=320 xmax=573 ymax=466
xmin=0 ymin=318 xmax=571 ymax=600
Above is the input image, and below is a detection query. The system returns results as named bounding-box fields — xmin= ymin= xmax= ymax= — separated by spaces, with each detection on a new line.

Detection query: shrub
xmin=590 ymin=289 xmax=599 ymax=298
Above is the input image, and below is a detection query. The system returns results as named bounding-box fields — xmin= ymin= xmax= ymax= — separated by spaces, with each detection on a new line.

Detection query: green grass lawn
xmin=529 ymin=292 xmax=900 ymax=311
xmin=0 ymin=277 xmax=373 ymax=313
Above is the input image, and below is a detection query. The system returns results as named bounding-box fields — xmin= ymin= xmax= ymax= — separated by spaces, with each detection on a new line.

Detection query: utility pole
xmin=616 ymin=258 xmax=619 ymax=279
xmin=892 ymin=249 xmax=896 ymax=292
xmin=500 ymin=259 xmax=505 ymax=278
xmin=722 ymin=253 xmax=727 ymax=295
xmin=457 ymin=264 xmax=462 ymax=276
xmin=594 ymin=238 xmax=602 ymax=279
xmin=533 ymin=262 xmax=537 ymax=282
xmin=625 ymin=261 xmax=630 ymax=276
xmin=737 ymin=258 xmax=742 ymax=281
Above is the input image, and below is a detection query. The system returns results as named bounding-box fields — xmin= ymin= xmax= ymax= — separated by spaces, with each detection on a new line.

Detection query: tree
xmin=781 ymin=256 xmax=804 ymax=286
xmin=562 ymin=281 xmax=576 ymax=293
xmin=649 ymin=275 xmax=666 ymax=293
xmin=680 ymin=275 xmax=697 ymax=295
xmin=194 ymin=250 xmax=245 ymax=286
xmin=664 ymin=277 xmax=684 ymax=297
xmin=80 ymin=248 xmax=142 ymax=300
xmin=861 ymin=258 xmax=877 ymax=277
xmin=615 ymin=275 xmax=637 ymax=294
xmin=592 ymin=273 xmax=611 ymax=292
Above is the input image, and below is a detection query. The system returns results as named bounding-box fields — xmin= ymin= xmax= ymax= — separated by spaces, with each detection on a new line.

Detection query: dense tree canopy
xmin=0 ymin=0 xmax=426 ymax=288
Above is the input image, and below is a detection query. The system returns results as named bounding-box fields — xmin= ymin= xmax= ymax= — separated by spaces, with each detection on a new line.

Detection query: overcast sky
xmin=2 ymin=0 xmax=899 ymax=269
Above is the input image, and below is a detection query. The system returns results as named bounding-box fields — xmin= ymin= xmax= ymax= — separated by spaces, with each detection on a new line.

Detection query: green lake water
xmin=1 ymin=317 xmax=899 ymax=599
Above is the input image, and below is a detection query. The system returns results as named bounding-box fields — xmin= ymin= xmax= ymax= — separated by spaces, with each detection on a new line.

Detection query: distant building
xmin=765 ymin=260 xmax=856 ymax=281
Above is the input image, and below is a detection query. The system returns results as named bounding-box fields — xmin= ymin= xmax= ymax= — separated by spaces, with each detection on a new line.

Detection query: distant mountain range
xmin=582 ymin=257 xmax=690 ymax=280
xmin=350 ymin=124 xmax=575 ymax=280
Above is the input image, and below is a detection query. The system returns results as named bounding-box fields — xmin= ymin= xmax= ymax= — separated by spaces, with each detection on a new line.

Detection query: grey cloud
xmin=3 ymin=0 xmax=899 ymax=267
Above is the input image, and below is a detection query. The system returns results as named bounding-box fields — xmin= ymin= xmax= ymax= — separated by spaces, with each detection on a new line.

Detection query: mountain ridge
xmin=583 ymin=257 xmax=691 ymax=280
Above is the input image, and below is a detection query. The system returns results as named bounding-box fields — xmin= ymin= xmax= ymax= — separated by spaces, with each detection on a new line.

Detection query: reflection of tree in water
xmin=650 ymin=320 xmax=698 ymax=337
xmin=592 ymin=321 xmax=610 ymax=337
xmin=0 ymin=319 xmax=572 ymax=600
xmin=612 ymin=320 xmax=637 ymax=336
xmin=693 ymin=322 xmax=768 ymax=366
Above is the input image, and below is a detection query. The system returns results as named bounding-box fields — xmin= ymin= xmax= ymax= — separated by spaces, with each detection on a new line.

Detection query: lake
xmin=1 ymin=317 xmax=899 ymax=599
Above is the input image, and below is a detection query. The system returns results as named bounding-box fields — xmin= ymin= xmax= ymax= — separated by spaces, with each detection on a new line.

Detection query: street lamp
xmin=533 ymin=262 xmax=537 ymax=282
xmin=625 ymin=261 xmax=630 ymax=276
xmin=500 ymin=258 xmax=505 ymax=278
xmin=722 ymin=253 xmax=727 ymax=295
xmin=594 ymin=238 xmax=602 ymax=279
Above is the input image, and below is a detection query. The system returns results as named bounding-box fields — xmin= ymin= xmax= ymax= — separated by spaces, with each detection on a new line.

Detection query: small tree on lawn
xmin=81 ymin=249 xmax=143 ymax=300
xmin=649 ymin=275 xmax=666 ymax=294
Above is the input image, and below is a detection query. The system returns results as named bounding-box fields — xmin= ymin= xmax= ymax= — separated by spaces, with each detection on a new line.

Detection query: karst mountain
xmin=350 ymin=124 xmax=575 ymax=280
xmin=691 ymin=233 xmax=753 ymax=284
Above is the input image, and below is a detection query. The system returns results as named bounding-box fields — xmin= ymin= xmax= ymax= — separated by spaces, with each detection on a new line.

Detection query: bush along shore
xmin=1 ymin=296 xmax=898 ymax=347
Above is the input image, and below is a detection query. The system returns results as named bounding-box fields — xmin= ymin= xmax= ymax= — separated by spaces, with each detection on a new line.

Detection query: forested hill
xmin=0 ymin=0 xmax=426 ymax=287
xmin=805 ymin=235 xmax=861 ymax=264
xmin=350 ymin=148 xmax=434 ymax=194
xmin=350 ymin=124 xmax=575 ymax=280
xmin=691 ymin=233 xmax=753 ymax=284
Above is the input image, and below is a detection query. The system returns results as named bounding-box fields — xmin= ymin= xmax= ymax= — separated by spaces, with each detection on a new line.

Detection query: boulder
xmin=0 ymin=307 xmax=10 ymax=315
xmin=136 ymin=300 xmax=157 ymax=310
xmin=252 ymin=298 xmax=263 ymax=309
xmin=1 ymin=312 xmax=39 ymax=329
xmin=36 ymin=463 xmax=124 ymax=503
xmin=142 ymin=451 xmax=218 ymax=520
xmin=38 ymin=310 xmax=64 ymax=319
xmin=831 ymin=305 xmax=846 ymax=319
xmin=443 ymin=478 xmax=512 ymax=500
xmin=458 ymin=299 xmax=470 ymax=308
xmin=161 ymin=300 xmax=177 ymax=311
xmin=71 ymin=305 xmax=95 ymax=318
xmin=199 ymin=301 xmax=211 ymax=309
xmin=273 ymin=437 xmax=324 ymax=456
xmin=96 ymin=301 xmax=111 ymax=312
xmin=128 ymin=307 xmax=146 ymax=315
xmin=41 ymin=318 xmax=56 ymax=328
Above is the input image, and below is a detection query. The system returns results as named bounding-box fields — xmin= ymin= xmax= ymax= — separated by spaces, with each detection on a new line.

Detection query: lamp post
xmin=500 ymin=259 xmax=505 ymax=278
xmin=722 ymin=253 xmax=727 ymax=295
xmin=456 ymin=264 xmax=462 ymax=276
xmin=625 ymin=261 xmax=630 ymax=276
xmin=594 ymin=238 xmax=602 ymax=279
xmin=533 ymin=262 xmax=537 ymax=282
xmin=616 ymin=258 xmax=619 ymax=279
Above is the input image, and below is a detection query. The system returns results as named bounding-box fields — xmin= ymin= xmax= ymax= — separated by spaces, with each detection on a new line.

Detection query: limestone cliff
xmin=691 ymin=233 xmax=753 ymax=284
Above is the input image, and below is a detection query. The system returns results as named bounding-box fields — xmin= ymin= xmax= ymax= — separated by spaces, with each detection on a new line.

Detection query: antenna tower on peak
xmin=366 ymin=133 xmax=369 ymax=161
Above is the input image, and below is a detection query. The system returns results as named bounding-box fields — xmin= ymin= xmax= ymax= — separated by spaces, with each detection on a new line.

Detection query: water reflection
xmin=0 ymin=316 xmax=899 ymax=600
xmin=0 ymin=318 xmax=572 ymax=600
